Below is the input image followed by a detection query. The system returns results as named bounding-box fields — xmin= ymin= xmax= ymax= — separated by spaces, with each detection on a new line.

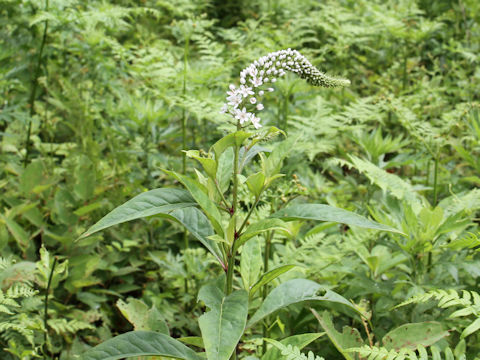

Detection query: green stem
xmin=402 ymin=41 xmax=408 ymax=92
xmin=261 ymin=231 xmax=273 ymax=354
xmin=25 ymin=0 xmax=49 ymax=167
xmin=43 ymin=256 xmax=57 ymax=357
xmin=237 ymin=195 xmax=261 ymax=236
xmin=226 ymin=122 xmax=241 ymax=297
xmin=432 ymin=155 xmax=439 ymax=206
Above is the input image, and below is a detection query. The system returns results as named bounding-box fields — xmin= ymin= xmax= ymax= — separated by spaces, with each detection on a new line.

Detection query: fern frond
xmin=444 ymin=232 xmax=480 ymax=252
xmin=348 ymin=344 xmax=464 ymax=360
xmin=265 ymin=338 xmax=324 ymax=360
xmin=47 ymin=318 xmax=94 ymax=335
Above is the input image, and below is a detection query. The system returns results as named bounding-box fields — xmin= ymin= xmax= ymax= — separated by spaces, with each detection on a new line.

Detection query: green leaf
xmin=262 ymin=333 xmax=324 ymax=360
xmin=236 ymin=218 xmax=290 ymax=252
xmin=312 ymin=310 xmax=364 ymax=360
xmin=272 ymin=204 xmax=404 ymax=234
xmin=185 ymin=150 xmax=217 ymax=179
xmin=1 ymin=216 xmax=30 ymax=250
xmin=247 ymin=279 xmax=360 ymax=327
xmin=79 ymin=188 xmax=224 ymax=265
xmin=211 ymin=131 xmax=251 ymax=160
xmin=250 ymin=265 xmax=296 ymax=296
xmin=165 ymin=170 xmax=224 ymax=236
xmin=80 ymin=188 xmax=196 ymax=238
xmin=382 ymin=322 xmax=449 ymax=350
xmin=79 ymin=331 xmax=201 ymax=360
xmin=116 ymin=298 xmax=169 ymax=334
xmin=198 ymin=284 xmax=248 ymax=360
xmin=461 ymin=317 xmax=480 ymax=338
xmin=241 ymin=236 xmax=263 ymax=291
xmin=246 ymin=172 xmax=265 ymax=198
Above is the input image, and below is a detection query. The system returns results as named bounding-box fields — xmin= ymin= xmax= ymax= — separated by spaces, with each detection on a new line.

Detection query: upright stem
xmin=25 ymin=0 xmax=49 ymax=167
xmin=43 ymin=256 xmax=57 ymax=357
xmin=432 ymin=155 xmax=439 ymax=206
xmin=261 ymin=231 xmax=273 ymax=354
xmin=182 ymin=36 xmax=190 ymax=296
xmin=402 ymin=40 xmax=408 ymax=92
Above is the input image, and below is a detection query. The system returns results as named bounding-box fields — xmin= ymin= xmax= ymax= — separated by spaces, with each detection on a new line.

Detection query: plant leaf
xmin=198 ymin=284 xmax=248 ymax=360
xmin=272 ymin=204 xmax=404 ymax=234
xmin=247 ymin=279 xmax=360 ymax=327
xmin=262 ymin=333 xmax=324 ymax=360
xmin=250 ymin=265 xmax=296 ymax=296
xmin=382 ymin=322 xmax=449 ymax=350
xmin=79 ymin=331 xmax=201 ymax=360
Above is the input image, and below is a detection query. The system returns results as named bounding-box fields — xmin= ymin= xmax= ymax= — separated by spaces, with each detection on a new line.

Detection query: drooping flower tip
xmin=221 ymin=49 xmax=350 ymax=129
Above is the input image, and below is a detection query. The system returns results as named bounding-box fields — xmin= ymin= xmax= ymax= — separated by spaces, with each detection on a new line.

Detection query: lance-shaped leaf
xmin=198 ymin=283 xmax=248 ymax=360
xmin=79 ymin=331 xmax=201 ymax=360
xmin=272 ymin=204 xmax=404 ymax=234
xmin=250 ymin=265 xmax=296 ymax=296
xmin=248 ymin=279 xmax=360 ymax=327
xmin=165 ymin=170 xmax=224 ymax=237
xmin=235 ymin=218 xmax=291 ymax=252
xmin=211 ymin=131 xmax=252 ymax=160
xmin=79 ymin=188 xmax=224 ymax=265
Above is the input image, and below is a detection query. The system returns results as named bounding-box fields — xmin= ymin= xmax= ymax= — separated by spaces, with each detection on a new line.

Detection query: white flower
xmin=268 ymin=87 xmax=274 ymax=92
xmin=234 ymin=107 xmax=250 ymax=125
xmin=256 ymin=103 xmax=264 ymax=111
xmin=250 ymin=76 xmax=263 ymax=87
xmin=227 ymin=84 xmax=237 ymax=97
xmin=250 ymin=97 xmax=257 ymax=104
xmin=220 ymin=103 xmax=228 ymax=113
xmin=250 ymin=114 xmax=262 ymax=129
xmin=238 ymin=85 xmax=254 ymax=98
xmin=271 ymin=78 xmax=277 ymax=83
xmin=258 ymin=90 xmax=264 ymax=96
xmin=240 ymin=77 xmax=246 ymax=84
xmin=227 ymin=94 xmax=242 ymax=108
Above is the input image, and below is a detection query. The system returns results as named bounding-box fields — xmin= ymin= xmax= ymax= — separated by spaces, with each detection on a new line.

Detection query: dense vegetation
xmin=1 ymin=0 xmax=479 ymax=359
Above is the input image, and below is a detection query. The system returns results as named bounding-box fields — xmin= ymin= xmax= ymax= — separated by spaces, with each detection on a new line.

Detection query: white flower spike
xmin=222 ymin=49 xmax=350 ymax=129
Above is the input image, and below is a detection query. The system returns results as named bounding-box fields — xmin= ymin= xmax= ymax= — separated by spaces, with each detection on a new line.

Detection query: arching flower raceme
xmin=221 ymin=49 xmax=350 ymax=129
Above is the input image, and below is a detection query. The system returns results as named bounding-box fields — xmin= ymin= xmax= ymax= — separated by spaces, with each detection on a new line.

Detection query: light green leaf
xmin=198 ymin=284 xmax=248 ymax=360
xmin=236 ymin=218 xmax=290 ymax=252
xmin=250 ymin=265 xmax=296 ymax=296
xmin=272 ymin=204 xmax=404 ymax=234
xmin=248 ymin=279 xmax=360 ymax=327
xmin=185 ymin=150 xmax=217 ymax=179
xmin=241 ymin=237 xmax=263 ymax=291
xmin=246 ymin=172 xmax=265 ymax=198
xmin=312 ymin=310 xmax=363 ymax=360
xmin=79 ymin=331 xmax=201 ymax=360
xmin=211 ymin=131 xmax=251 ymax=160
xmin=382 ymin=322 xmax=449 ymax=350
xmin=461 ymin=318 xmax=480 ymax=338
xmin=165 ymin=171 xmax=224 ymax=236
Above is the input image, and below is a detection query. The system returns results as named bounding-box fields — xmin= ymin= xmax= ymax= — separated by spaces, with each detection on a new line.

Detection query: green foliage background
xmin=0 ymin=0 xmax=479 ymax=358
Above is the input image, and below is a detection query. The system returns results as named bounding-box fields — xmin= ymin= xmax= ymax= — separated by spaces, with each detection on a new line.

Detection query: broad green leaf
xmin=179 ymin=337 xmax=204 ymax=349
xmin=79 ymin=331 xmax=201 ymax=360
xmin=165 ymin=170 xmax=224 ymax=236
xmin=248 ymin=279 xmax=360 ymax=327
xmin=250 ymin=265 xmax=296 ymax=296
xmin=246 ymin=172 xmax=265 ymax=198
xmin=211 ymin=131 xmax=251 ymax=160
xmin=312 ymin=310 xmax=364 ymax=360
xmin=241 ymin=236 xmax=263 ymax=291
xmin=382 ymin=322 xmax=449 ymax=350
xmin=236 ymin=218 xmax=290 ymax=252
xmin=80 ymin=188 xmax=196 ymax=237
xmin=272 ymin=204 xmax=404 ymax=234
xmin=262 ymin=333 xmax=324 ymax=360
xmin=198 ymin=283 xmax=248 ymax=360
xmin=79 ymin=188 xmax=224 ymax=265
xmin=239 ymin=144 xmax=271 ymax=172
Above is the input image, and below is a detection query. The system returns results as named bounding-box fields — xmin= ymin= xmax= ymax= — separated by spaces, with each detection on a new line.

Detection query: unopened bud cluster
xmin=221 ymin=49 xmax=350 ymax=129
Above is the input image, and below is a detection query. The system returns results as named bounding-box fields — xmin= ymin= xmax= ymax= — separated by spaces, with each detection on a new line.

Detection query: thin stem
xmin=215 ymin=180 xmax=231 ymax=210
xmin=25 ymin=0 xmax=49 ymax=167
xmin=261 ymin=231 xmax=273 ymax=354
xmin=237 ymin=195 xmax=261 ymax=236
xmin=226 ymin=122 xmax=241 ymax=297
xmin=433 ymin=155 xmax=439 ymax=206
xmin=182 ymin=36 xmax=190 ymax=296
xmin=43 ymin=256 xmax=57 ymax=357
